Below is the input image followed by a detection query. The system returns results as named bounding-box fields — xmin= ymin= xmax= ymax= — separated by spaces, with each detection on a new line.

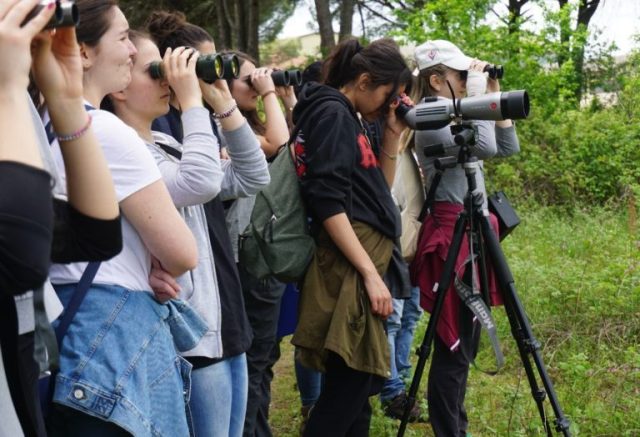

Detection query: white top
xmin=47 ymin=107 xmax=162 ymax=291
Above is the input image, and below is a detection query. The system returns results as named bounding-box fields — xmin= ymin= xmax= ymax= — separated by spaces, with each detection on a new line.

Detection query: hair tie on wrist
xmin=381 ymin=148 xmax=397 ymax=160
xmin=212 ymin=103 xmax=238 ymax=119
xmin=261 ymin=90 xmax=276 ymax=99
xmin=57 ymin=114 xmax=93 ymax=143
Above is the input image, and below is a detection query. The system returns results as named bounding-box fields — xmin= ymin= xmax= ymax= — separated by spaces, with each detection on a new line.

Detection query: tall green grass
xmin=271 ymin=206 xmax=639 ymax=436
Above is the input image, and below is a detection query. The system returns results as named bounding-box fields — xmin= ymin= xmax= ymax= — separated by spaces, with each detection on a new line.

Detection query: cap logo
xmin=428 ymin=49 xmax=438 ymax=60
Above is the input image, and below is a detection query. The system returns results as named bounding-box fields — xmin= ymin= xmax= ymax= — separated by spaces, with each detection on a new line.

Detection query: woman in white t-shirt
xmin=44 ymin=2 xmax=205 ymax=435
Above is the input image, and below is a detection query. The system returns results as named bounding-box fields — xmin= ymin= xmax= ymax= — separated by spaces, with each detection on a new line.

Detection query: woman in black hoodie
xmin=290 ymin=38 xmax=412 ymax=436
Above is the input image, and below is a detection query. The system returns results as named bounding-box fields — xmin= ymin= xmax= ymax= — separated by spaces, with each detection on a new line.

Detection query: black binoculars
xmin=483 ymin=64 xmax=504 ymax=80
xmin=24 ymin=0 xmax=79 ymax=30
xmin=149 ymin=53 xmax=240 ymax=83
xmin=270 ymin=69 xmax=303 ymax=87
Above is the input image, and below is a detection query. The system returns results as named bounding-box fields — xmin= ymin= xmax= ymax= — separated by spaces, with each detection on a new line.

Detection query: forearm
xmin=219 ymin=121 xmax=270 ymax=199
xmin=262 ymin=94 xmax=290 ymax=148
xmin=0 ymin=91 xmax=43 ymax=168
xmin=322 ymin=213 xmax=378 ymax=277
xmin=50 ymin=101 xmax=119 ymax=220
xmin=380 ymin=129 xmax=401 ymax=187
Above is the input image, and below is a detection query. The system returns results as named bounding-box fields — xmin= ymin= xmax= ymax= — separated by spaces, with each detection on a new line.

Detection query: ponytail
xmin=322 ymin=38 xmax=412 ymax=92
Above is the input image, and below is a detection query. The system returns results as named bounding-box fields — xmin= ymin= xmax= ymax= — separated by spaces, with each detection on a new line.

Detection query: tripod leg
xmin=478 ymin=213 xmax=572 ymax=436
xmin=397 ymin=212 xmax=468 ymax=437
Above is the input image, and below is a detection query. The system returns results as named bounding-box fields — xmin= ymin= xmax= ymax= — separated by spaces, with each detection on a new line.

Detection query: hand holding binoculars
xmin=24 ymin=0 xmax=79 ymax=30
xmin=483 ymin=64 xmax=504 ymax=80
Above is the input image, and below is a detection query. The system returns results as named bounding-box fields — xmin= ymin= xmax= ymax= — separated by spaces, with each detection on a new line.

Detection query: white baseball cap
xmin=414 ymin=40 xmax=473 ymax=72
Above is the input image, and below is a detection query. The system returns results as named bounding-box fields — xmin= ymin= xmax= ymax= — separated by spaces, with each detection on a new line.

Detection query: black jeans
xmin=304 ymin=352 xmax=384 ymax=437
xmin=239 ymin=264 xmax=286 ymax=437
xmin=427 ymin=305 xmax=481 ymax=437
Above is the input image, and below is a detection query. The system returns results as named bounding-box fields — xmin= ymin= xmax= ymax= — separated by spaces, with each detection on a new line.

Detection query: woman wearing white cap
xmin=408 ymin=39 xmax=520 ymax=436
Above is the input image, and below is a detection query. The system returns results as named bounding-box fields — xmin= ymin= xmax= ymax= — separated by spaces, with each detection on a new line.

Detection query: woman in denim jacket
xmin=45 ymin=1 xmax=207 ymax=435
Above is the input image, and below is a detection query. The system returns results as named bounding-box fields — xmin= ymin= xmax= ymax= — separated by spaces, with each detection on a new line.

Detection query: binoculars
xmin=483 ymin=64 xmax=504 ymax=80
xmin=149 ymin=53 xmax=240 ymax=83
xmin=270 ymin=69 xmax=303 ymax=87
xmin=24 ymin=0 xmax=79 ymax=30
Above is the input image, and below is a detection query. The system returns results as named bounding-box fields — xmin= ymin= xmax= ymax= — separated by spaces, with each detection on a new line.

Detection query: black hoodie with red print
xmin=292 ymin=82 xmax=400 ymax=239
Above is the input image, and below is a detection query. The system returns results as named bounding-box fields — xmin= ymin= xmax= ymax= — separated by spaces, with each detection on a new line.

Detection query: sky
xmin=279 ymin=0 xmax=640 ymax=56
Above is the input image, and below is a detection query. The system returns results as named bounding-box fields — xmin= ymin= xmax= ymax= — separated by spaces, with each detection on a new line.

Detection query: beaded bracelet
xmin=57 ymin=114 xmax=93 ymax=143
xmin=212 ymin=103 xmax=238 ymax=119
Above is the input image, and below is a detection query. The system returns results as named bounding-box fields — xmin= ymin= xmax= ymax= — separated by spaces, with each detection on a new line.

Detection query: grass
xmin=270 ymin=205 xmax=640 ymax=436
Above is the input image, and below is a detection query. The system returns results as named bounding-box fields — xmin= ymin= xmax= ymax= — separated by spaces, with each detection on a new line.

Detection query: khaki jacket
xmin=292 ymin=221 xmax=394 ymax=378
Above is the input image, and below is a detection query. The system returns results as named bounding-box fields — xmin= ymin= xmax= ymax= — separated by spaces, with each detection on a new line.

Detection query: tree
xmin=118 ymin=0 xmax=297 ymax=63
xmin=339 ymin=0 xmax=356 ymax=41
xmin=314 ymin=0 xmax=336 ymax=54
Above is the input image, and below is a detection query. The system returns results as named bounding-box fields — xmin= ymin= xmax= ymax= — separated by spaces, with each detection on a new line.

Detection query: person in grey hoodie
xmin=109 ymin=29 xmax=269 ymax=437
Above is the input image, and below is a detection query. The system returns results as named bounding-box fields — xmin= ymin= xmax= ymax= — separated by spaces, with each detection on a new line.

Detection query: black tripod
xmin=397 ymin=125 xmax=571 ymax=437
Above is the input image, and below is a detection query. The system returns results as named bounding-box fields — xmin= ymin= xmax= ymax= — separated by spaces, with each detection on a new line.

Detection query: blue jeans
xmin=381 ymin=286 xmax=423 ymax=402
xmin=189 ymin=353 xmax=248 ymax=437
xmin=294 ymin=355 xmax=323 ymax=407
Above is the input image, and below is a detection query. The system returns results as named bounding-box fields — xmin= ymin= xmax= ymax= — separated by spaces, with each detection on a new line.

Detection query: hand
xmin=149 ymin=256 xmax=181 ymax=303
xmin=200 ymin=77 xmax=235 ymax=113
xmin=220 ymin=147 xmax=229 ymax=160
xmin=362 ymin=271 xmax=393 ymax=319
xmin=163 ymin=46 xmax=202 ymax=111
xmin=251 ymin=67 xmax=275 ymax=96
xmin=0 ymin=0 xmax=56 ymax=91
xmin=469 ymin=59 xmax=500 ymax=93
xmin=31 ymin=24 xmax=84 ymax=108
xmin=276 ymin=85 xmax=297 ymax=109
xmin=385 ymin=93 xmax=413 ymax=136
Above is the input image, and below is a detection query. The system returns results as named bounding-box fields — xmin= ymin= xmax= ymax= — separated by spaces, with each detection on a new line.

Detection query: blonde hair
xmin=399 ymin=66 xmax=443 ymax=153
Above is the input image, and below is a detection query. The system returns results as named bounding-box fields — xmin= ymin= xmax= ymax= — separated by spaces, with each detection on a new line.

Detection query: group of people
xmin=0 ymin=0 xmax=520 ymax=436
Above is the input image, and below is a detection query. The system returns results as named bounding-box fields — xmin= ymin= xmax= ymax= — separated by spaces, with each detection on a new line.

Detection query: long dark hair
xmin=221 ymin=50 xmax=266 ymax=136
xmin=75 ymin=0 xmax=119 ymax=47
xmin=323 ymin=37 xmax=412 ymax=108
xmin=146 ymin=10 xmax=213 ymax=57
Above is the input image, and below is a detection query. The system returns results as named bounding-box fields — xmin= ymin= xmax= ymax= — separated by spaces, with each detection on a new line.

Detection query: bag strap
xmin=453 ymin=256 xmax=505 ymax=374
xmin=33 ymin=285 xmax=58 ymax=373
xmin=55 ymin=262 xmax=101 ymax=345
xmin=157 ymin=142 xmax=183 ymax=160
xmin=1 ymin=294 xmax=42 ymax=436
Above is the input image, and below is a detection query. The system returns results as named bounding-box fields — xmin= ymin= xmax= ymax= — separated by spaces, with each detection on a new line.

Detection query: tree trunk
xmin=314 ymin=0 xmax=335 ymax=55
xmin=339 ymin=0 xmax=355 ymax=41
xmin=214 ymin=0 xmax=232 ymax=49
xmin=557 ymin=0 xmax=570 ymax=66
xmin=247 ymin=0 xmax=260 ymax=63
xmin=507 ymin=0 xmax=529 ymax=34
xmin=573 ymin=0 xmax=601 ymax=102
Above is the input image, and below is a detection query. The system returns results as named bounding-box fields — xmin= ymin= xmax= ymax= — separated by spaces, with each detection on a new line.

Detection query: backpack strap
xmin=54 ymin=262 xmax=101 ymax=344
